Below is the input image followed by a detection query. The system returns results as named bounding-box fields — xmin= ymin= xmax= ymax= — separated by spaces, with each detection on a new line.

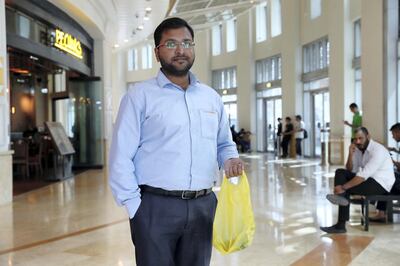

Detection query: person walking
xmin=108 ymin=17 xmax=244 ymax=265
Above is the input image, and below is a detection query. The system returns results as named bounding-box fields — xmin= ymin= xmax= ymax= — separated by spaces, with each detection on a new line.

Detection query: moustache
xmin=173 ymin=56 xmax=189 ymax=61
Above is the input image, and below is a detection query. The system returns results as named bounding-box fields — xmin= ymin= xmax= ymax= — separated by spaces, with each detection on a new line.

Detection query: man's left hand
xmin=224 ymin=158 xmax=244 ymax=178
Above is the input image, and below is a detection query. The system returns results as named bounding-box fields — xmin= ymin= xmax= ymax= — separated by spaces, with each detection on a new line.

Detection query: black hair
xmin=349 ymin=103 xmax=358 ymax=109
xmin=296 ymin=115 xmax=302 ymax=120
xmin=277 ymin=117 xmax=282 ymax=121
xmin=154 ymin=17 xmax=194 ymax=47
xmin=354 ymin=126 xmax=369 ymax=136
xmin=285 ymin=117 xmax=291 ymax=121
xmin=390 ymin=123 xmax=400 ymax=132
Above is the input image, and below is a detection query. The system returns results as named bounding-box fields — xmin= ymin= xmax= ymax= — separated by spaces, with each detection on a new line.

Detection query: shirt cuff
xmin=355 ymin=171 xmax=367 ymax=179
xmin=124 ymin=197 xmax=142 ymax=219
xmin=219 ymin=152 xmax=240 ymax=168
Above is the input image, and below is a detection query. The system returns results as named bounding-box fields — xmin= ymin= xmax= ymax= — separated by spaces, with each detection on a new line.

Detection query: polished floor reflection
xmin=1 ymin=153 xmax=400 ymax=265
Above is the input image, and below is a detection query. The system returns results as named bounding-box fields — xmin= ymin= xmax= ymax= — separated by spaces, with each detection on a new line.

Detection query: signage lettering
xmin=54 ymin=29 xmax=83 ymax=59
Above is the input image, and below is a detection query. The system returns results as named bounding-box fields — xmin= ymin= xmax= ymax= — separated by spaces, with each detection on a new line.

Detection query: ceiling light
xmin=29 ymin=55 xmax=38 ymax=61
xmin=41 ymin=88 xmax=48 ymax=94
xmin=124 ymin=39 xmax=129 ymax=43
xmin=137 ymin=25 xmax=144 ymax=30
xmin=144 ymin=16 xmax=149 ymax=21
xmin=145 ymin=7 xmax=152 ymax=12
xmin=114 ymin=44 xmax=120 ymax=48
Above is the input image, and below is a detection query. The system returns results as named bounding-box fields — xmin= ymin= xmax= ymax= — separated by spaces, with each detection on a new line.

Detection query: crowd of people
xmin=277 ymin=115 xmax=306 ymax=158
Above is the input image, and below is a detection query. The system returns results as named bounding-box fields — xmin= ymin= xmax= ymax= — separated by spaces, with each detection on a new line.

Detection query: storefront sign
xmin=54 ymin=29 xmax=83 ymax=59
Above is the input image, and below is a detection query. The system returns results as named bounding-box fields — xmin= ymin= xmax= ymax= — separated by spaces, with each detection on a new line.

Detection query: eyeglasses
xmin=156 ymin=40 xmax=195 ymax=49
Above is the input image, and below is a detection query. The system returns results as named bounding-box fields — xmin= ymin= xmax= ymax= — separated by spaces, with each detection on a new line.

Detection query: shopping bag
xmin=213 ymin=171 xmax=255 ymax=254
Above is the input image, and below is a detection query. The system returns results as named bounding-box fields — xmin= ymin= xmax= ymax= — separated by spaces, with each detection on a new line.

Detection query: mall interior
xmin=0 ymin=0 xmax=400 ymax=265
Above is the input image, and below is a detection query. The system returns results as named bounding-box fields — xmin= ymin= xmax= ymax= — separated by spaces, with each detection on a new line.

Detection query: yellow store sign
xmin=54 ymin=29 xmax=83 ymax=59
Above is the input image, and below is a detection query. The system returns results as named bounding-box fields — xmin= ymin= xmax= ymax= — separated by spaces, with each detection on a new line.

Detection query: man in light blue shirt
xmin=109 ymin=17 xmax=243 ymax=265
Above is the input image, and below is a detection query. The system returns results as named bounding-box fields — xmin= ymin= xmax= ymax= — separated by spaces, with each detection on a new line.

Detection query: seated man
xmin=320 ymin=127 xmax=395 ymax=233
xmin=370 ymin=123 xmax=400 ymax=221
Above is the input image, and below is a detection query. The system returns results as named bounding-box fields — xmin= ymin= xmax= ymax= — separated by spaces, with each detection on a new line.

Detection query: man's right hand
xmin=349 ymin=143 xmax=356 ymax=154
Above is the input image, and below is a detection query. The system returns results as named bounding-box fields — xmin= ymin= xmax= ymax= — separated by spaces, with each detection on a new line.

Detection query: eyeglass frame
xmin=156 ymin=40 xmax=196 ymax=50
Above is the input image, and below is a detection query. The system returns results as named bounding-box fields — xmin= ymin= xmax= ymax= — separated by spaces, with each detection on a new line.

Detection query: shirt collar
xmin=156 ymin=69 xmax=199 ymax=89
xmin=365 ymin=139 xmax=375 ymax=153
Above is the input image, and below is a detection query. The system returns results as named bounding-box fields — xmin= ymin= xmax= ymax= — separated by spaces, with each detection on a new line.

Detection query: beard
xmin=356 ymin=139 xmax=370 ymax=152
xmin=159 ymin=55 xmax=194 ymax=77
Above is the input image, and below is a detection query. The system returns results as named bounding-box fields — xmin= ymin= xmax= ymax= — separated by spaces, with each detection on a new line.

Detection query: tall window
xmin=212 ymin=67 xmax=238 ymax=127
xmin=310 ymin=0 xmax=322 ymax=19
xmin=256 ymin=2 xmax=268 ymax=43
xmin=128 ymin=48 xmax=138 ymax=71
xmin=303 ymin=38 xmax=329 ymax=74
xmin=18 ymin=14 xmax=31 ymax=39
xmin=212 ymin=24 xmax=222 ymax=56
xmin=271 ymin=0 xmax=282 ymax=37
xmin=354 ymin=19 xmax=361 ymax=58
xmin=353 ymin=20 xmax=362 ymax=108
xmin=256 ymin=55 xmax=282 ymax=84
xmin=226 ymin=19 xmax=237 ymax=52
xmin=141 ymin=44 xmax=152 ymax=69
xmin=212 ymin=67 xmax=237 ymax=91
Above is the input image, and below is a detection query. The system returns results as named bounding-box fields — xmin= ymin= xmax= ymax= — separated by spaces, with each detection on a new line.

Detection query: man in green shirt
xmin=344 ymin=103 xmax=362 ymax=142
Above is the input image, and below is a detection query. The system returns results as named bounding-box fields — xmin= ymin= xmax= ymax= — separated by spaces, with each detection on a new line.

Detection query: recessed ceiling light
xmin=124 ymin=39 xmax=129 ymax=42
xmin=145 ymin=7 xmax=152 ymax=12
xmin=114 ymin=44 xmax=120 ymax=48
xmin=144 ymin=16 xmax=149 ymax=21
xmin=137 ymin=25 xmax=144 ymax=30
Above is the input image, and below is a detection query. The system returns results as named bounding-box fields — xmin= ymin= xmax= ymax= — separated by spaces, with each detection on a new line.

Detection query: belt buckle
xmin=181 ymin=190 xmax=192 ymax=200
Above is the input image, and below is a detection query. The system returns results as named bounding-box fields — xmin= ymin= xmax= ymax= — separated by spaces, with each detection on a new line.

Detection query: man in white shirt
xmin=320 ymin=127 xmax=395 ymax=233
xmin=294 ymin=115 xmax=305 ymax=156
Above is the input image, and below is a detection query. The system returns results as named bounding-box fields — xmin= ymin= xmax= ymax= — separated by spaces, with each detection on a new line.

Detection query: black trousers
xmin=129 ymin=191 xmax=217 ymax=266
xmin=333 ymin=169 xmax=387 ymax=222
xmin=281 ymin=137 xmax=291 ymax=157
xmin=295 ymin=138 xmax=302 ymax=156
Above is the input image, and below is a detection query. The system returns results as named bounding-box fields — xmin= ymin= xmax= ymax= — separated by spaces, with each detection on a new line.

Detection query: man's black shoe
xmin=326 ymin=193 xmax=349 ymax=206
xmin=320 ymin=225 xmax=347 ymax=234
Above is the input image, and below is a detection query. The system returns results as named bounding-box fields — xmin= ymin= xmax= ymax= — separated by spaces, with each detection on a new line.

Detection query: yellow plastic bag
xmin=213 ymin=171 xmax=255 ymax=254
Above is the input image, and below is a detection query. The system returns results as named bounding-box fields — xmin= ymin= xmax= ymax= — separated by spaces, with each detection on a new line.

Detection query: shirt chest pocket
xmin=200 ymin=110 xmax=218 ymax=140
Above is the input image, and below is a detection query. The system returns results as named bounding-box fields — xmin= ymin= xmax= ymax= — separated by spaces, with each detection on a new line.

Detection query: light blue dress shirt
xmin=109 ymin=70 xmax=239 ymax=218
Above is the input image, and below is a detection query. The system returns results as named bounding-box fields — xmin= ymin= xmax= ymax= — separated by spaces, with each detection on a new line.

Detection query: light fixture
xmin=11 ymin=106 xmax=15 ymax=114
xmin=145 ymin=7 xmax=152 ymax=12
xmin=41 ymin=88 xmax=48 ymax=94
xmin=223 ymin=90 xmax=228 ymax=95
xmin=144 ymin=16 xmax=150 ymax=21
xmin=137 ymin=25 xmax=144 ymax=30
xmin=29 ymin=55 xmax=38 ymax=61
xmin=266 ymin=82 xmax=272 ymax=88
xmin=124 ymin=39 xmax=129 ymax=43
xmin=114 ymin=44 xmax=120 ymax=48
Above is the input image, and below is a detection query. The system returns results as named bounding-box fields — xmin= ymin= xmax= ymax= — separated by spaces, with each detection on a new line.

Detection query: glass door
xmin=265 ymin=97 xmax=282 ymax=152
xmin=53 ymin=77 xmax=104 ymax=167
xmin=312 ymin=91 xmax=330 ymax=156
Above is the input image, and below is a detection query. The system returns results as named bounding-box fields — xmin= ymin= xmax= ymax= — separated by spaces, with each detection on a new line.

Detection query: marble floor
xmin=1 ymin=153 xmax=400 ymax=266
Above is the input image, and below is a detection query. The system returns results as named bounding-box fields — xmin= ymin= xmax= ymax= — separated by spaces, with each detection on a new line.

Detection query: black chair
xmin=352 ymin=195 xmax=400 ymax=231
xmin=12 ymin=139 xmax=30 ymax=179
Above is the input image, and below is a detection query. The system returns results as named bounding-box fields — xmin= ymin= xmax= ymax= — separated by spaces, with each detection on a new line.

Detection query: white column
xmin=281 ymin=0 xmax=302 ymax=117
xmin=0 ymin=0 xmax=13 ymax=205
xmin=361 ymin=0 xmax=385 ymax=142
xmin=328 ymin=0 xmax=352 ymax=163
xmin=94 ymin=39 xmax=114 ymax=166
xmin=236 ymin=11 xmax=256 ymax=133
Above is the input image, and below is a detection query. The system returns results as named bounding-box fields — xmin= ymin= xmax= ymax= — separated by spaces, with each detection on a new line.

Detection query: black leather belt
xmin=139 ymin=185 xmax=212 ymax=200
